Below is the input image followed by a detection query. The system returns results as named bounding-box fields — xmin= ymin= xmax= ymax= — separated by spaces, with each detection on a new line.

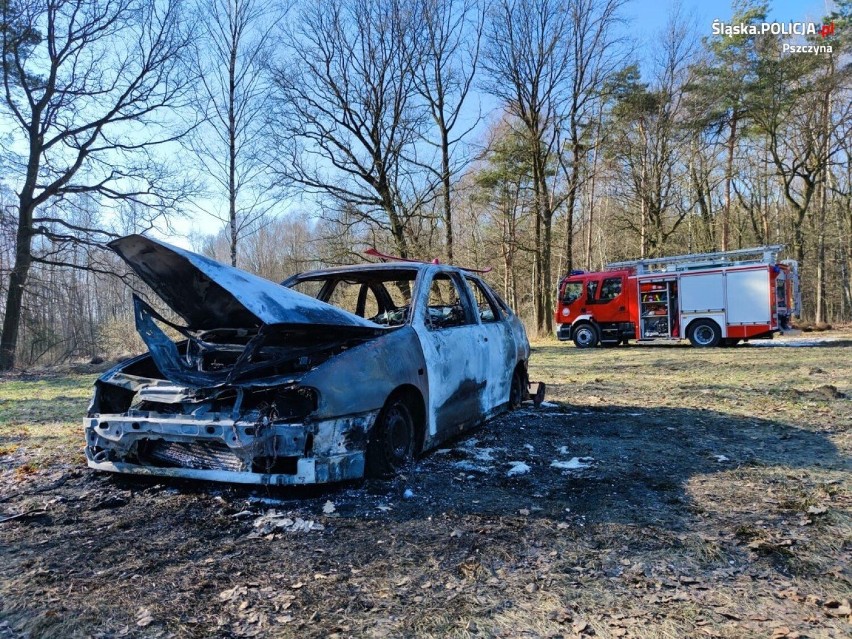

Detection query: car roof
xmin=291 ymin=261 xmax=475 ymax=279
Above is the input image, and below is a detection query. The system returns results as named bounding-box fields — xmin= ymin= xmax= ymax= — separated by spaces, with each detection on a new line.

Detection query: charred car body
xmin=85 ymin=235 xmax=542 ymax=485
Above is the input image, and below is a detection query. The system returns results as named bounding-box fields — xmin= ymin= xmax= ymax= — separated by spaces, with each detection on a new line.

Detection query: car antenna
xmin=364 ymin=248 xmax=493 ymax=274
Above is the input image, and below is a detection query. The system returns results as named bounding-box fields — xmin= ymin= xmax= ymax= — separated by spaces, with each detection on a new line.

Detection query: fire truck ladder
xmin=606 ymin=245 xmax=785 ymax=274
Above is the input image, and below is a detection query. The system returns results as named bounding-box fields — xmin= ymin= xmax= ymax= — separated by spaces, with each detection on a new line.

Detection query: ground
xmin=1 ymin=333 xmax=850 ymax=639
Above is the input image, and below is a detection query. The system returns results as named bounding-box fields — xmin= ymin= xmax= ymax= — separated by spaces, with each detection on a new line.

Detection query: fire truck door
xmin=590 ymin=275 xmax=630 ymax=323
xmin=559 ymin=279 xmax=586 ymax=321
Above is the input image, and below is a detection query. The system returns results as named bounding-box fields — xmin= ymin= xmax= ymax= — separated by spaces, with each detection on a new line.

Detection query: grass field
xmin=1 ymin=334 xmax=850 ymax=638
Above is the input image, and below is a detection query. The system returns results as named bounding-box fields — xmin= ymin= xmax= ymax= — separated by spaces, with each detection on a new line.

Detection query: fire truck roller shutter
xmin=726 ymin=269 xmax=771 ymax=325
xmin=679 ymin=272 xmax=727 ymax=345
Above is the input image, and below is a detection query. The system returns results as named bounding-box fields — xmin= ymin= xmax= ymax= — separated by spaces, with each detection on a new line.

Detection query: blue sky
xmin=175 ymin=0 xmax=840 ymax=249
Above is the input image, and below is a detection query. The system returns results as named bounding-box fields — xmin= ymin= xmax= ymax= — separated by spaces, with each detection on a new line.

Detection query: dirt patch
xmin=1 ymin=336 xmax=851 ymax=638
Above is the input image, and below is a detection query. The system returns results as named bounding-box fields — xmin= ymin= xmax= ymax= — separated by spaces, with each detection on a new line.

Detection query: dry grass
xmin=1 ymin=333 xmax=850 ymax=638
xmin=0 ymin=373 xmax=94 ymax=476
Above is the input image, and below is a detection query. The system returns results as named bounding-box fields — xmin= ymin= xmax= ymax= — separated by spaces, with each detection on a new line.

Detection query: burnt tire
xmin=688 ymin=319 xmax=721 ymax=348
xmin=366 ymin=396 xmax=415 ymax=478
xmin=572 ymin=323 xmax=599 ymax=349
xmin=509 ymin=368 xmax=524 ymax=410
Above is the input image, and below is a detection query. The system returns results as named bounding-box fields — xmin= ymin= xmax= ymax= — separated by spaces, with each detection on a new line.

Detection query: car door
xmin=463 ymin=275 xmax=515 ymax=412
xmin=412 ymin=270 xmax=490 ymax=441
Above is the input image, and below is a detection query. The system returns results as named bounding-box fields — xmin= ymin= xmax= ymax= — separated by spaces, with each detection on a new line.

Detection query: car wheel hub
xmin=386 ymin=407 xmax=412 ymax=463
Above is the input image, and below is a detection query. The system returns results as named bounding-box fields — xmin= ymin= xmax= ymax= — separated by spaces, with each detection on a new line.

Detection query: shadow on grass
xmin=95 ymin=403 xmax=847 ymax=531
xmin=2 ymin=403 xmax=848 ymax=639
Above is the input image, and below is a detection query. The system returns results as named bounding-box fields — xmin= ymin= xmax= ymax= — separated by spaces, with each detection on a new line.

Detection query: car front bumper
xmin=84 ymin=410 xmax=378 ymax=485
xmin=85 ymin=454 xmax=364 ymax=486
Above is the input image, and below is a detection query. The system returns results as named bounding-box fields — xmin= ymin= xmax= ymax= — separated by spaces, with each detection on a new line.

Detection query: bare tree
xmin=558 ymin=0 xmax=626 ymax=274
xmin=482 ymin=0 xmax=571 ymax=334
xmin=269 ymin=0 xmax=430 ymax=259
xmin=607 ymin=12 xmax=697 ymax=258
xmin=688 ymin=1 xmax=768 ymax=252
xmin=0 ymin=0 xmax=195 ymax=370
xmin=751 ymin=51 xmax=826 ymax=270
xmin=413 ymin=0 xmax=483 ymax=263
xmin=471 ymin=118 xmax=535 ymax=312
xmin=189 ymin=0 xmax=283 ymax=267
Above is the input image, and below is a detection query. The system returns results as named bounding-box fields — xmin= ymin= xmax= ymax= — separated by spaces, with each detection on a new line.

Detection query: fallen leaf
xmin=135 ymin=608 xmax=153 ymax=628
xmin=823 ymin=599 xmax=851 ymax=617
xmin=322 ymin=500 xmax=336 ymax=514
xmin=220 ymin=586 xmax=248 ymax=601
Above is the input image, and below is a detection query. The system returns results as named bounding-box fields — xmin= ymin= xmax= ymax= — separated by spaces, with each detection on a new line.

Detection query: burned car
xmin=85 ymin=235 xmax=542 ymax=485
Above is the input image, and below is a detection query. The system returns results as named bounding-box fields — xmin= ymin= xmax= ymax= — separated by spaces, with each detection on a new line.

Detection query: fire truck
xmin=555 ymin=245 xmax=800 ymax=348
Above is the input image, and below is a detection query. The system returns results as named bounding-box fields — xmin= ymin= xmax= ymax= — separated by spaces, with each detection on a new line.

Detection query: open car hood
xmin=109 ymin=235 xmax=380 ymax=331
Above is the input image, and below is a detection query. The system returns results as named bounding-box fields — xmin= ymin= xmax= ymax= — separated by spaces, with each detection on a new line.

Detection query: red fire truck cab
xmin=555 ymin=246 xmax=800 ymax=348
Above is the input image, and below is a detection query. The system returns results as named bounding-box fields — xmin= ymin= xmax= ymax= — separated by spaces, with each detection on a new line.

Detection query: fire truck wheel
xmin=572 ymin=323 xmax=599 ymax=348
xmin=688 ymin=320 xmax=721 ymax=348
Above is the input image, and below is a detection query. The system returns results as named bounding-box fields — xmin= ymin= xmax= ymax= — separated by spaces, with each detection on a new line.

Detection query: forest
xmin=1 ymin=0 xmax=851 ymax=368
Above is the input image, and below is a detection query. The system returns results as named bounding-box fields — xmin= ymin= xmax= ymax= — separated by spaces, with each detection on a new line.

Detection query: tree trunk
xmin=542 ymin=213 xmax=554 ymax=334
xmin=441 ymin=127 xmax=453 ymax=263
xmin=838 ymin=155 xmax=852 ymax=321
xmin=228 ymin=12 xmax=239 ymax=267
xmin=722 ymin=113 xmax=738 ymax=251
xmin=0 ymin=199 xmax=35 ymax=370
xmin=815 ymin=165 xmax=828 ymax=324
xmin=533 ymin=211 xmax=542 ymax=333
xmin=562 ymin=139 xmax=581 ymax=277
xmin=814 ymin=71 xmax=833 ymax=324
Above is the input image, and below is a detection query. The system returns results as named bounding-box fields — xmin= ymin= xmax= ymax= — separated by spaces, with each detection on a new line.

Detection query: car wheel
xmin=572 ymin=324 xmax=599 ymax=348
xmin=509 ymin=368 xmax=523 ymax=410
xmin=366 ymin=396 xmax=415 ymax=478
xmin=688 ymin=320 xmax=721 ymax=348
